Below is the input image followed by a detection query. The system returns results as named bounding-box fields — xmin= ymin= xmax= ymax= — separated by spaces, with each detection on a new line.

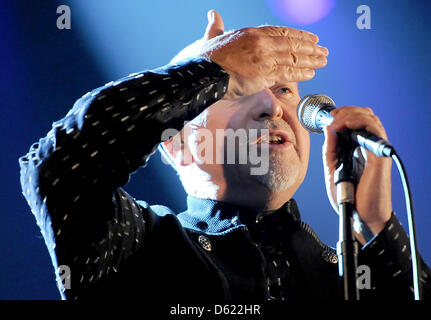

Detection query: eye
xmin=279 ymin=87 xmax=291 ymax=94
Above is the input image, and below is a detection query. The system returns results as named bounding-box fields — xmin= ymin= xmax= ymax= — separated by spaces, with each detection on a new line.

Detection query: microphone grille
xmin=297 ymin=94 xmax=336 ymax=133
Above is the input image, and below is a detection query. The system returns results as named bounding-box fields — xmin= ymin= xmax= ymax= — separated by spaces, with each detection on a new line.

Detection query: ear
xmin=161 ymin=133 xmax=194 ymax=167
xmin=203 ymin=10 xmax=225 ymax=40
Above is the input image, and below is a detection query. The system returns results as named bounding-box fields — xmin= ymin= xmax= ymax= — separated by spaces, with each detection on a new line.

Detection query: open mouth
xmin=257 ymin=135 xmax=285 ymax=144
xmin=254 ymin=130 xmax=292 ymax=146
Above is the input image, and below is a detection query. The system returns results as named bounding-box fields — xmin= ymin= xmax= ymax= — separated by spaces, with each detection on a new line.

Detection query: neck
xmin=212 ymin=178 xmax=294 ymax=213
xmin=177 ymin=194 xmax=301 ymax=235
xmin=182 ymin=166 xmax=296 ymax=212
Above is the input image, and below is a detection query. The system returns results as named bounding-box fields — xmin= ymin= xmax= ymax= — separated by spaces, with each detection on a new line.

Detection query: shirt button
xmin=198 ymin=235 xmax=212 ymax=252
xmin=321 ymin=249 xmax=338 ymax=264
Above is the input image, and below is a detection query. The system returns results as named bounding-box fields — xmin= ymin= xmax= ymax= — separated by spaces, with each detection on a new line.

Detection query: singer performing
xmin=19 ymin=10 xmax=430 ymax=300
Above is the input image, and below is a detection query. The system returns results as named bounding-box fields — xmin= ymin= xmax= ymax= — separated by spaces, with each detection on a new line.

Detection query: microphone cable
xmin=392 ymin=151 xmax=422 ymax=300
xmin=297 ymin=94 xmax=423 ymax=299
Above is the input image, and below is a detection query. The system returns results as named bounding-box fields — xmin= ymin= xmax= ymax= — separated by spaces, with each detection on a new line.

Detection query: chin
xmin=254 ymin=163 xmax=300 ymax=193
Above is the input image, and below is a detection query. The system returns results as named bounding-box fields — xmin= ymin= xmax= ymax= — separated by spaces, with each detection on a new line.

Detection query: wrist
xmin=366 ymin=220 xmax=390 ymax=235
xmin=364 ymin=212 xmax=392 ymax=235
xmin=353 ymin=210 xmax=392 ymax=245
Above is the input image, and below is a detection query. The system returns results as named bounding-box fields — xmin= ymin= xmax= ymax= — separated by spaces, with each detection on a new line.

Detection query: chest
xmin=183 ymin=224 xmax=342 ymax=300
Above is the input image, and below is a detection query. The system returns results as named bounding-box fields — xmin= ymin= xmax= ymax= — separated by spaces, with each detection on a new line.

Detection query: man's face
xmin=172 ymin=82 xmax=310 ymax=210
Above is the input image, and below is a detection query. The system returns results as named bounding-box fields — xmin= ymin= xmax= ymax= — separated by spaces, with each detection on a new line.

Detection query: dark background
xmin=1 ymin=0 xmax=430 ymax=299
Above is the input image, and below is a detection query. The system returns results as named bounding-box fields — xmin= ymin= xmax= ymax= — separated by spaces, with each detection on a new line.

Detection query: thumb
xmin=322 ymin=125 xmax=338 ymax=170
xmin=323 ymin=125 xmax=339 ymax=213
xmin=204 ymin=10 xmax=225 ymax=40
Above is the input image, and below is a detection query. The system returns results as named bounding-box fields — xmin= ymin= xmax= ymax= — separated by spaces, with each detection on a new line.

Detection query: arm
xmin=322 ymin=106 xmax=431 ymax=299
xmin=19 ymin=57 xmax=229 ymax=299
xmin=358 ymin=213 xmax=431 ymax=299
xmin=20 ymin=10 xmax=326 ymax=300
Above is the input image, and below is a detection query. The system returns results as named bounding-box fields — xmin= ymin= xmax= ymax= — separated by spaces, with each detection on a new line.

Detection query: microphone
xmin=297 ymin=94 xmax=395 ymax=157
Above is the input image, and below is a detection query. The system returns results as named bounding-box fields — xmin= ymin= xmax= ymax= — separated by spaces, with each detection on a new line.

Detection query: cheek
xmin=205 ymin=101 xmax=234 ymax=130
xmin=187 ymin=103 xmax=237 ymax=164
xmin=298 ymin=128 xmax=310 ymax=162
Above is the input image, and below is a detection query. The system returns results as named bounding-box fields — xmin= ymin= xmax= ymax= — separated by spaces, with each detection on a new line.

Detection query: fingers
xmin=272 ymin=65 xmax=315 ymax=82
xmin=247 ymin=25 xmax=319 ymax=43
xmin=329 ymin=106 xmax=388 ymax=140
xmin=254 ymin=35 xmax=328 ymax=73
xmin=275 ymin=52 xmax=327 ymax=69
xmin=324 ymin=106 xmax=389 ymax=161
xmin=257 ymin=35 xmax=328 ymax=80
xmin=267 ymin=36 xmax=328 ymax=56
xmin=204 ymin=10 xmax=225 ymax=40
xmin=205 ymin=21 xmax=329 ymax=94
xmin=206 ymin=16 xmax=320 ymax=43
xmin=249 ymin=34 xmax=328 ymax=57
xmin=323 ymin=125 xmax=339 ymax=167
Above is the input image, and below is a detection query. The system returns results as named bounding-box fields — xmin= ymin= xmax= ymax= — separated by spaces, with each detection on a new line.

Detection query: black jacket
xmin=19 ymin=58 xmax=430 ymax=301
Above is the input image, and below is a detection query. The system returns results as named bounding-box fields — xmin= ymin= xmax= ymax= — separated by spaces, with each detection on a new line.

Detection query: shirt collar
xmin=177 ymin=195 xmax=301 ymax=235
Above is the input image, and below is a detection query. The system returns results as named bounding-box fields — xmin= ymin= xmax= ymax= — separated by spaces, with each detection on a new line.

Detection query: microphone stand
xmin=334 ymin=131 xmax=360 ymax=300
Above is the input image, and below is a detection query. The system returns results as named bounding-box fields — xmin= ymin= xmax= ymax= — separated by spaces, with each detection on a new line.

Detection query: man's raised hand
xmin=202 ymin=10 xmax=328 ymax=99
xmin=171 ymin=10 xmax=328 ymax=100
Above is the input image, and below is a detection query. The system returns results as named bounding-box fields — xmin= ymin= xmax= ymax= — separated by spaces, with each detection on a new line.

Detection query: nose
xmin=251 ymin=89 xmax=283 ymax=122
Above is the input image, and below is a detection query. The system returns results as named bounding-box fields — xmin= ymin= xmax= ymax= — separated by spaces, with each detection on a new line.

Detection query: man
xmin=20 ymin=10 xmax=430 ymax=300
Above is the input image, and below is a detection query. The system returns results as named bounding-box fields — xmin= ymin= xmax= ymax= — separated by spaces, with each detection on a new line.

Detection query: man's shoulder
xmin=116 ymin=188 xmax=180 ymax=227
xmin=118 ymin=187 xmax=176 ymax=218
xmin=133 ymin=198 xmax=178 ymax=219
xmin=147 ymin=203 xmax=177 ymax=217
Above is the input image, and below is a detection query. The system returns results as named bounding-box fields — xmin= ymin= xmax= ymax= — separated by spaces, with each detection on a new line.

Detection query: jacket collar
xmin=177 ymin=195 xmax=301 ymax=235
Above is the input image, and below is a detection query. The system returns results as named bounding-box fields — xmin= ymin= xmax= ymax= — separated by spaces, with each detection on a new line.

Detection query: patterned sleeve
xmin=358 ymin=212 xmax=431 ymax=300
xmin=18 ymin=57 xmax=229 ymax=300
